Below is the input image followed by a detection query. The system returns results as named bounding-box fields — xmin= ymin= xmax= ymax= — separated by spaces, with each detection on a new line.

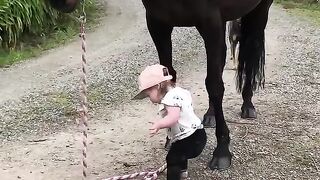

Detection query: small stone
xmin=92 ymin=172 xmax=99 ymax=175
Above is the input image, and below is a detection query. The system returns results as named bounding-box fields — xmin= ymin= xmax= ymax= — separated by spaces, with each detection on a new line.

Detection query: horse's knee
xmin=205 ymin=76 xmax=224 ymax=98
xmin=48 ymin=0 xmax=79 ymax=13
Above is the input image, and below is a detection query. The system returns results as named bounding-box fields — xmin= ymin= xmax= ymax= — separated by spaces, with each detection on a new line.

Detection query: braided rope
xmin=79 ymin=5 xmax=88 ymax=179
xmin=103 ymin=163 xmax=167 ymax=180
xmin=77 ymin=1 xmax=167 ymax=179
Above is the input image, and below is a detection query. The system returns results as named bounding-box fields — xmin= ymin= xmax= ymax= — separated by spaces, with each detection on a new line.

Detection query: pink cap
xmin=133 ymin=64 xmax=173 ymax=99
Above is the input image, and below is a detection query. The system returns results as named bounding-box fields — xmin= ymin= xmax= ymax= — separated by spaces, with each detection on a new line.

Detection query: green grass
xmin=0 ymin=28 xmax=74 ymax=67
xmin=275 ymin=0 xmax=320 ymax=25
xmin=48 ymin=91 xmax=77 ymax=117
xmin=0 ymin=1 xmax=105 ymax=68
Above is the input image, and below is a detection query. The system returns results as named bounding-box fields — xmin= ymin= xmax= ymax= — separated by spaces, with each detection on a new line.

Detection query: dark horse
xmin=140 ymin=0 xmax=273 ymax=171
xmin=50 ymin=0 xmax=273 ymax=171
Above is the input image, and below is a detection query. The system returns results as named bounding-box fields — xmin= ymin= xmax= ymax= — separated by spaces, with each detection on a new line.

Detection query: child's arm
xmin=157 ymin=106 xmax=180 ymax=128
xmin=150 ymin=106 xmax=180 ymax=136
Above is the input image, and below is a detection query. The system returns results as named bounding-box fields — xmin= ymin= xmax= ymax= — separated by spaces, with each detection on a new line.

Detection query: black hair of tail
xmin=236 ymin=24 xmax=265 ymax=92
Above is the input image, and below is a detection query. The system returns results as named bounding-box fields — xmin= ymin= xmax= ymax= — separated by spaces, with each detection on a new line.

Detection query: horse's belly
xmin=150 ymin=9 xmax=203 ymax=26
xmin=142 ymin=0 xmax=207 ymax=26
xmin=160 ymin=13 xmax=198 ymax=26
xmin=220 ymin=0 xmax=262 ymax=20
xmin=143 ymin=0 xmax=264 ymax=23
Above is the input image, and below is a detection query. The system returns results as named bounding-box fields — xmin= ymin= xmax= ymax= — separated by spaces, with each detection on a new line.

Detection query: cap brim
xmin=132 ymin=90 xmax=148 ymax=100
xmin=132 ymin=75 xmax=173 ymax=100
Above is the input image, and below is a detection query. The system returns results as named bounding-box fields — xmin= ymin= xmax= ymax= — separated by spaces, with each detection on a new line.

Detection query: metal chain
xmin=79 ymin=0 xmax=88 ymax=179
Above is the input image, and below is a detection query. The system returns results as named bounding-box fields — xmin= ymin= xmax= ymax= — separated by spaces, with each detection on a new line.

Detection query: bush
xmin=0 ymin=0 xmax=96 ymax=50
xmin=0 ymin=0 xmax=59 ymax=49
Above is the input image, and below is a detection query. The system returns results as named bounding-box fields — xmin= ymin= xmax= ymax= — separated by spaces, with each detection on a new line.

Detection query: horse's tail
xmin=236 ymin=9 xmax=267 ymax=92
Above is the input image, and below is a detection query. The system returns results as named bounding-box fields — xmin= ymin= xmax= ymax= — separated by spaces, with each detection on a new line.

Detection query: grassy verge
xmin=274 ymin=0 xmax=320 ymax=25
xmin=0 ymin=1 xmax=105 ymax=68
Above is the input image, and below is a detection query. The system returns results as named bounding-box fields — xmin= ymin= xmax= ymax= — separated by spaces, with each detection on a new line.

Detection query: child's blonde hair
xmin=158 ymin=80 xmax=175 ymax=96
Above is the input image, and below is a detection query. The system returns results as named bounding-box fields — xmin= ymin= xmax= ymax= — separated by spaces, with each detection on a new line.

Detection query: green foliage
xmin=277 ymin=0 xmax=318 ymax=4
xmin=275 ymin=0 xmax=320 ymax=25
xmin=275 ymin=0 xmax=320 ymax=10
xmin=0 ymin=0 xmax=58 ymax=49
xmin=0 ymin=0 xmax=100 ymax=49
xmin=0 ymin=0 xmax=103 ymax=67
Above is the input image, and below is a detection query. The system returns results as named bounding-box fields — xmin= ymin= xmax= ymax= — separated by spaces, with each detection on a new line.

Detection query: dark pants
xmin=166 ymin=129 xmax=207 ymax=180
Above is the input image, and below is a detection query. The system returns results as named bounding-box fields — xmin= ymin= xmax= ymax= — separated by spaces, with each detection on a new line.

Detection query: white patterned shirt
xmin=159 ymin=87 xmax=202 ymax=143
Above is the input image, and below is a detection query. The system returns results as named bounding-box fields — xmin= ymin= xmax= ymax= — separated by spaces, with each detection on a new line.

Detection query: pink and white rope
xmin=79 ymin=13 xmax=89 ymax=180
xmin=76 ymin=2 xmax=166 ymax=180
xmin=103 ymin=163 xmax=167 ymax=180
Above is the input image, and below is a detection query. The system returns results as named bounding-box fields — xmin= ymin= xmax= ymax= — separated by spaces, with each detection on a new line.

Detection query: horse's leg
xmin=197 ymin=15 xmax=231 ymax=170
xmin=146 ymin=15 xmax=176 ymax=81
xmin=203 ymin=20 xmax=231 ymax=127
xmin=228 ymin=23 xmax=234 ymax=61
xmin=231 ymin=37 xmax=237 ymax=70
xmin=202 ymin=20 xmax=221 ymax=128
xmin=146 ymin=15 xmax=175 ymax=150
xmin=237 ymin=0 xmax=273 ymax=118
xmin=228 ymin=22 xmax=237 ymax=70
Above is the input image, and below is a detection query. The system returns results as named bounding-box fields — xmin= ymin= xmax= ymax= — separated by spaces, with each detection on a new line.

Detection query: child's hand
xmin=149 ymin=121 xmax=160 ymax=137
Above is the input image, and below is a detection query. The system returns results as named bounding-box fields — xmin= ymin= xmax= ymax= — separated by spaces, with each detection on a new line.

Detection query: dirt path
xmin=0 ymin=0 xmax=140 ymax=104
xmin=0 ymin=1 xmax=319 ymax=180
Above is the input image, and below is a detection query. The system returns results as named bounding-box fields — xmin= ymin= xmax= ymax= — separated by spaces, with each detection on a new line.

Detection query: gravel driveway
xmin=0 ymin=1 xmax=319 ymax=179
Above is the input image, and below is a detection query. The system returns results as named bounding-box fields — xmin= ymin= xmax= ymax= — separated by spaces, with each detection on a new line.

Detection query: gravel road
xmin=0 ymin=1 xmax=319 ymax=179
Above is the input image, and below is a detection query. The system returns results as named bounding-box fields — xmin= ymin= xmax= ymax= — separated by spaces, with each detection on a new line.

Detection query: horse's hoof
xmin=208 ymin=155 xmax=232 ymax=170
xmin=203 ymin=114 xmax=216 ymax=128
xmin=241 ymin=107 xmax=257 ymax=119
xmin=208 ymin=148 xmax=232 ymax=170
